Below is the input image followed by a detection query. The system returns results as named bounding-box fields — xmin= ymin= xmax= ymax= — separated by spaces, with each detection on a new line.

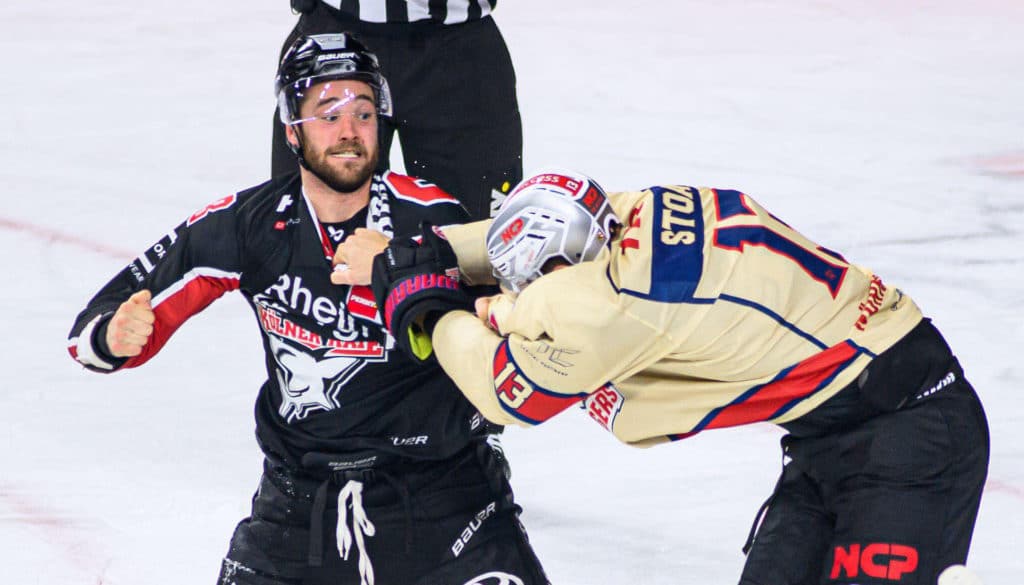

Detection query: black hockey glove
xmin=371 ymin=222 xmax=473 ymax=363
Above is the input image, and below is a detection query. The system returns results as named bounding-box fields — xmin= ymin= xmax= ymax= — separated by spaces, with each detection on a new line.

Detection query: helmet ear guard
xmin=485 ymin=169 xmax=619 ymax=292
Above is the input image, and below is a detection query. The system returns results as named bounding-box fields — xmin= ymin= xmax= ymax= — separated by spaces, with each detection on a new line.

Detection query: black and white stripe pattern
xmin=319 ymin=0 xmax=497 ymax=24
xmin=368 ymin=175 xmax=394 ymax=237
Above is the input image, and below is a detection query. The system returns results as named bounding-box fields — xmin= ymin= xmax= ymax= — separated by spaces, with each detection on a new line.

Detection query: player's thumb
xmin=331 ymin=269 xmax=355 ymax=286
xmin=474 ymin=297 xmax=488 ymax=318
xmin=129 ymin=289 xmax=152 ymax=306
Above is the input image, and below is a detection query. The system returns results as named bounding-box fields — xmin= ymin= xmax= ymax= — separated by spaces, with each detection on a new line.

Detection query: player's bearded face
xmin=294 ymin=81 xmax=380 ymax=193
xmin=304 ymin=132 xmax=378 ymax=193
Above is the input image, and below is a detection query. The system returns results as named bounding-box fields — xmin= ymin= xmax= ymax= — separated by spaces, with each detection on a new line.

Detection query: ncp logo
xmin=462 ymin=571 xmax=524 ymax=585
xmin=830 ymin=542 xmax=919 ymax=581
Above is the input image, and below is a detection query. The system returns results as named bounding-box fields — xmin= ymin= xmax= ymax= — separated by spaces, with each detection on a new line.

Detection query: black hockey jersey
xmin=68 ymin=172 xmax=488 ymax=469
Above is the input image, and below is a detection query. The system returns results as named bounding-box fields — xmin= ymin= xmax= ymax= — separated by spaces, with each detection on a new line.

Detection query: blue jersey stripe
xmin=766 ymin=348 xmax=863 ymax=419
xmin=689 ymin=371 xmax=787 ymax=433
xmin=648 ymin=186 xmax=705 ymax=302
xmin=719 ymin=294 xmax=828 ymax=350
xmin=500 ymin=405 xmax=544 ymax=426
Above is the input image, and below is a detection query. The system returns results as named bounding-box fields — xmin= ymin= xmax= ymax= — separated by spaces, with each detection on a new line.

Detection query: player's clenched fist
xmin=474 ymin=293 xmax=515 ymax=334
xmin=106 ymin=290 xmax=155 ymax=357
xmin=330 ymin=228 xmax=390 ymax=286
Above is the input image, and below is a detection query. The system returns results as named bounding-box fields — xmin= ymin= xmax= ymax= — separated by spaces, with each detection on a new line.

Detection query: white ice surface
xmin=2 ymin=1 xmax=1022 ymax=583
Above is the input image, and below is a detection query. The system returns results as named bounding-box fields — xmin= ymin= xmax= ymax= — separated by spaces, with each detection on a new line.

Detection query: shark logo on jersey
xmin=269 ymin=335 xmax=371 ymax=422
xmin=258 ymin=301 xmax=389 ymax=422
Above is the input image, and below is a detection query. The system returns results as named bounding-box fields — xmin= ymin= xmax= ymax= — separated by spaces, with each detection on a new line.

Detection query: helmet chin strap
xmin=288 ymin=123 xmax=312 ymax=171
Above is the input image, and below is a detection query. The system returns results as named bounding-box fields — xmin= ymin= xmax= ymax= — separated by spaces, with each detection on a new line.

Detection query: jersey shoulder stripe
xmin=610 ymin=185 xmax=707 ymax=303
xmin=646 ymin=185 xmax=706 ymax=301
xmin=384 ymin=171 xmax=461 ymax=206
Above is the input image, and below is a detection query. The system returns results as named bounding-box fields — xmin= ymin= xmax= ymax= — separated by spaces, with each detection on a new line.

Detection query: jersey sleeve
xmin=432 ymin=263 xmax=666 ymax=427
xmin=439 ymin=220 xmax=496 ymax=286
xmin=383 ymin=171 xmax=471 ymax=232
xmin=416 ymin=192 xmax=471 ymax=227
xmin=382 ymin=173 xmax=496 ymax=285
xmin=67 ymin=194 xmax=245 ymax=372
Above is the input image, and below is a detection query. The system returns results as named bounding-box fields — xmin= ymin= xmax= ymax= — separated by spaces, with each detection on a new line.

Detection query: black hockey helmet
xmin=275 ymin=33 xmax=393 ymax=124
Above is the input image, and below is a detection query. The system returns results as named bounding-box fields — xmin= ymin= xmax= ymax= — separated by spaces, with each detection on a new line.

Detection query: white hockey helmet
xmin=486 ymin=169 xmax=619 ymax=292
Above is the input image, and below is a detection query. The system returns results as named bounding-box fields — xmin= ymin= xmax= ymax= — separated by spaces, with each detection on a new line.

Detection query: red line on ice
xmin=984 ymin=478 xmax=1024 ymax=500
xmin=0 ymin=216 xmax=135 ymax=260
xmin=0 ymin=483 xmax=111 ymax=581
xmin=969 ymin=153 xmax=1024 ymax=177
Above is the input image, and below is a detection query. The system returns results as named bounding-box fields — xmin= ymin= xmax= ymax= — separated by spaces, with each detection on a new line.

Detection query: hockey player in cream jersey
xmin=334 ymin=169 xmax=989 ymax=585
xmin=434 ymin=178 xmax=926 ymax=444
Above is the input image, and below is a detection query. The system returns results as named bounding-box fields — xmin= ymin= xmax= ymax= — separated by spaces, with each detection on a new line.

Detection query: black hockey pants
xmin=740 ymin=320 xmax=989 ymax=585
xmin=217 ymin=441 xmax=547 ymax=585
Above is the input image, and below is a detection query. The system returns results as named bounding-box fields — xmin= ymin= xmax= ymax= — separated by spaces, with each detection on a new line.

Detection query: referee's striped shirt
xmin=319 ymin=0 xmax=497 ymax=24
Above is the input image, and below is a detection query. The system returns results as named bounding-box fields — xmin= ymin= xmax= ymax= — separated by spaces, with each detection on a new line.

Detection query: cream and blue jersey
xmin=434 ymin=185 xmax=923 ymax=447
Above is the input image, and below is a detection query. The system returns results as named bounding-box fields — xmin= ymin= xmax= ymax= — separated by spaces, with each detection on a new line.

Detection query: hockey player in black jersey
xmin=67 ymin=33 xmax=547 ymax=585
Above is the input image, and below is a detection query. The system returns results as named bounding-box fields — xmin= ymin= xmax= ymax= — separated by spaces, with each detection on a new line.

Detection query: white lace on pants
xmin=337 ymin=479 xmax=377 ymax=585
